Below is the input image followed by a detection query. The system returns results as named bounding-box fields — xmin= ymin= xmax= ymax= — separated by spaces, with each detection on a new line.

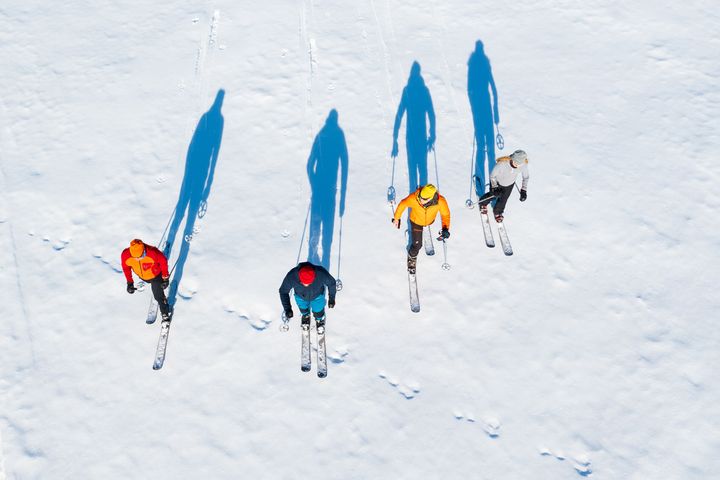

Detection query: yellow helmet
xmin=129 ymin=239 xmax=145 ymax=258
xmin=419 ymin=184 xmax=437 ymax=200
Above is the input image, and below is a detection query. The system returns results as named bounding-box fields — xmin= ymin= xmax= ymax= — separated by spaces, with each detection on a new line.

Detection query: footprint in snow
xmin=223 ymin=304 xmax=272 ymax=331
xmin=538 ymin=447 xmax=592 ymax=477
xmin=92 ymin=251 xmax=122 ymax=273
xmin=29 ymin=231 xmax=71 ymax=251
xmin=378 ymin=371 xmax=420 ymax=399
xmin=327 ymin=346 xmax=349 ymax=364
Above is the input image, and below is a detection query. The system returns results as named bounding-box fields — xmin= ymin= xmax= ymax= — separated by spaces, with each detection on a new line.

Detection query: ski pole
xmin=335 ymin=216 xmax=343 ymax=291
xmin=466 ymin=136 xmax=477 ymax=209
xmin=280 ymin=310 xmax=290 ymax=332
xmin=436 ymin=236 xmax=451 ymax=270
xmin=496 ymin=125 xmax=504 ymax=150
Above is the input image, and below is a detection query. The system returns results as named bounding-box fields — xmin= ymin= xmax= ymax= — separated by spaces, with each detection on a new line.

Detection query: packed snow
xmin=1 ymin=1 xmax=718 ymax=478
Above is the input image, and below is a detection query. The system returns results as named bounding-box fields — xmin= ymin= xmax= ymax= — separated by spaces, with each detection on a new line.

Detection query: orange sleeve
xmin=439 ymin=196 xmax=451 ymax=229
xmin=120 ymin=249 xmax=134 ymax=283
xmin=393 ymin=195 xmax=411 ymax=221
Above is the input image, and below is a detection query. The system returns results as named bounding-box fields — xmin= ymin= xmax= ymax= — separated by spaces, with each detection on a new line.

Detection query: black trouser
xmin=492 ymin=184 xmax=514 ymax=217
xmin=149 ymin=275 xmax=170 ymax=315
xmin=408 ymin=220 xmax=424 ymax=258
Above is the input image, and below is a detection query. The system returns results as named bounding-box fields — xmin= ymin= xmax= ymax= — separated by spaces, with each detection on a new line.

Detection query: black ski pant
xmin=149 ymin=275 xmax=170 ymax=315
xmin=492 ymin=184 xmax=514 ymax=217
xmin=407 ymin=220 xmax=424 ymax=258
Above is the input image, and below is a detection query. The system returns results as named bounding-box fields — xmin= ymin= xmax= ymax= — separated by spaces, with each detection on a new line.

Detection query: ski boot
xmin=480 ymin=204 xmax=487 ymax=214
xmin=494 ymin=214 xmax=504 ymax=223
xmin=407 ymin=254 xmax=418 ymax=275
xmin=314 ymin=310 xmax=326 ymax=334
xmin=160 ymin=303 xmax=173 ymax=323
xmin=301 ymin=312 xmax=311 ymax=331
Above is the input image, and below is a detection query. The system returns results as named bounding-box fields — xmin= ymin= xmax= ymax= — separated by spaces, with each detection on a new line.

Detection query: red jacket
xmin=121 ymin=245 xmax=169 ymax=283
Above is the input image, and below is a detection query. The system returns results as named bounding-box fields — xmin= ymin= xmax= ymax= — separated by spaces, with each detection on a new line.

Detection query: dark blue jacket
xmin=279 ymin=262 xmax=337 ymax=312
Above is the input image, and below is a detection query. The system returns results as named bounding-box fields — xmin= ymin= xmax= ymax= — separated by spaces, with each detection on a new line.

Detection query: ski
xmin=316 ymin=325 xmax=327 ymax=378
xmin=423 ymin=226 xmax=435 ymax=256
xmin=301 ymin=324 xmax=311 ymax=372
xmin=480 ymin=208 xmax=496 ymax=248
xmin=146 ymin=297 xmax=158 ymax=324
xmin=409 ymin=272 xmax=421 ymax=313
xmin=497 ymin=221 xmax=513 ymax=256
xmin=152 ymin=320 xmax=171 ymax=370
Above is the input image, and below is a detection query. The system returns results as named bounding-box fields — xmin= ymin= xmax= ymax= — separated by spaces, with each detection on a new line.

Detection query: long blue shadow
xmin=468 ymin=40 xmax=500 ymax=196
xmin=306 ymin=109 xmax=348 ymax=270
xmin=392 ymin=61 xmax=436 ymax=193
xmin=165 ymin=89 xmax=225 ymax=306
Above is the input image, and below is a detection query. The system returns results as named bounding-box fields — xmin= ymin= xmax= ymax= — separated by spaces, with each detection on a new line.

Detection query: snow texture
xmin=1 ymin=0 xmax=719 ymax=479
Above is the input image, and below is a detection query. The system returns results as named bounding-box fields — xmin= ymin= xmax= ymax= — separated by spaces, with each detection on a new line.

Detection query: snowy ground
xmin=1 ymin=1 xmax=719 ymax=479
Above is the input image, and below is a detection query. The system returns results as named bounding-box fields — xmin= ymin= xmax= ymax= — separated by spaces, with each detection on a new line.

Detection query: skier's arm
xmin=120 ymin=250 xmax=134 ymax=283
xmin=439 ymin=197 xmax=451 ymax=230
xmin=154 ymin=249 xmax=170 ymax=278
xmin=489 ymin=164 xmax=500 ymax=189
xmin=279 ymin=272 xmax=294 ymax=313
xmin=393 ymin=196 xmax=411 ymax=222
xmin=319 ymin=267 xmax=337 ymax=303
xmin=520 ymin=163 xmax=529 ymax=191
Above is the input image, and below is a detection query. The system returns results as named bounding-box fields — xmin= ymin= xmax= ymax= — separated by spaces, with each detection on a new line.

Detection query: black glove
xmin=127 ymin=282 xmax=136 ymax=294
xmin=284 ymin=309 xmax=293 ymax=319
xmin=392 ymin=218 xmax=401 ymax=229
xmin=520 ymin=189 xmax=527 ymax=202
xmin=161 ymin=277 xmax=170 ymax=289
xmin=440 ymin=228 xmax=450 ymax=239
xmin=328 ymin=298 xmax=336 ymax=308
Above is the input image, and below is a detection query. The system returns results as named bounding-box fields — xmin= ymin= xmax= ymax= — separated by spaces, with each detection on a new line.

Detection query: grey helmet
xmin=510 ymin=150 xmax=527 ymax=166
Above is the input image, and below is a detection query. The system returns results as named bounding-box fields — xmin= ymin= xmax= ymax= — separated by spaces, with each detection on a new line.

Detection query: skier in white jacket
xmin=479 ymin=149 xmax=529 ymax=222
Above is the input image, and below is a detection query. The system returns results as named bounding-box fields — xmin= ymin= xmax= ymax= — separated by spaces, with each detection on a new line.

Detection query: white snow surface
xmin=1 ymin=1 xmax=719 ymax=479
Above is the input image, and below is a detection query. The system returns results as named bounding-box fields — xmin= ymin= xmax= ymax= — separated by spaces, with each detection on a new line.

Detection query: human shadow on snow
xmin=306 ymin=109 xmax=348 ymax=271
xmin=165 ymin=89 xmax=225 ymax=306
xmin=392 ymin=61 xmax=436 ymax=194
xmin=468 ymin=40 xmax=500 ymax=196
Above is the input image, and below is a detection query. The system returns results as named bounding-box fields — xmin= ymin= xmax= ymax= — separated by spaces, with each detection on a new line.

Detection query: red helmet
xmin=298 ymin=265 xmax=316 ymax=284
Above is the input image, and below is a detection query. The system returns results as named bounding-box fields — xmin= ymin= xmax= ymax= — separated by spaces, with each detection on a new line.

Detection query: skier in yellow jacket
xmin=392 ymin=184 xmax=450 ymax=273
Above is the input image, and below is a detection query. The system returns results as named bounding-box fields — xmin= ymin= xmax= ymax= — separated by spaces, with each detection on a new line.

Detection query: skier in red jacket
xmin=121 ymin=239 xmax=172 ymax=321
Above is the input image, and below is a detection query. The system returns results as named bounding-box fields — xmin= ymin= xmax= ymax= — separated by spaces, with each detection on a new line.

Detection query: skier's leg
xmin=150 ymin=276 xmax=170 ymax=316
xmin=492 ymin=185 xmax=514 ymax=217
xmin=294 ymin=294 xmax=311 ymax=317
xmin=408 ymin=221 xmax=423 ymax=258
xmin=309 ymin=295 xmax=327 ymax=319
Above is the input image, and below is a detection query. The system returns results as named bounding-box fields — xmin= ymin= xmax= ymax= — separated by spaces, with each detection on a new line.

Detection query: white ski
xmin=497 ymin=221 xmax=513 ymax=256
xmin=301 ymin=324 xmax=311 ymax=372
xmin=152 ymin=320 xmax=171 ymax=370
xmin=423 ymin=226 xmax=435 ymax=256
xmin=316 ymin=326 xmax=327 ymax=378
xmin=480 ymin=208 xmax=495 ymax=248
xmin=146 ymin=298 xmax=158 ymax=324
xmin=409 ymin=272 xmax=421 ymax=313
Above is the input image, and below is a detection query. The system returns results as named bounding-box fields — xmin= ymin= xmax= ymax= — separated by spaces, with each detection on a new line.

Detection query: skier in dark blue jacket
xmin=279 ymin=262 xmax=337 ymax=332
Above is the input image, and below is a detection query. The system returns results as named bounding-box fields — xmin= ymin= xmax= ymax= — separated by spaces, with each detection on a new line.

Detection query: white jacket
xmin=490 ymin=156 xmax=529 ymax=190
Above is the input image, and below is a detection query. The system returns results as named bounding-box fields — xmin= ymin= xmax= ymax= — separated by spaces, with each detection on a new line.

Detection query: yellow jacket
xmin=394 ymin=189 xmax=451 ymax=228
